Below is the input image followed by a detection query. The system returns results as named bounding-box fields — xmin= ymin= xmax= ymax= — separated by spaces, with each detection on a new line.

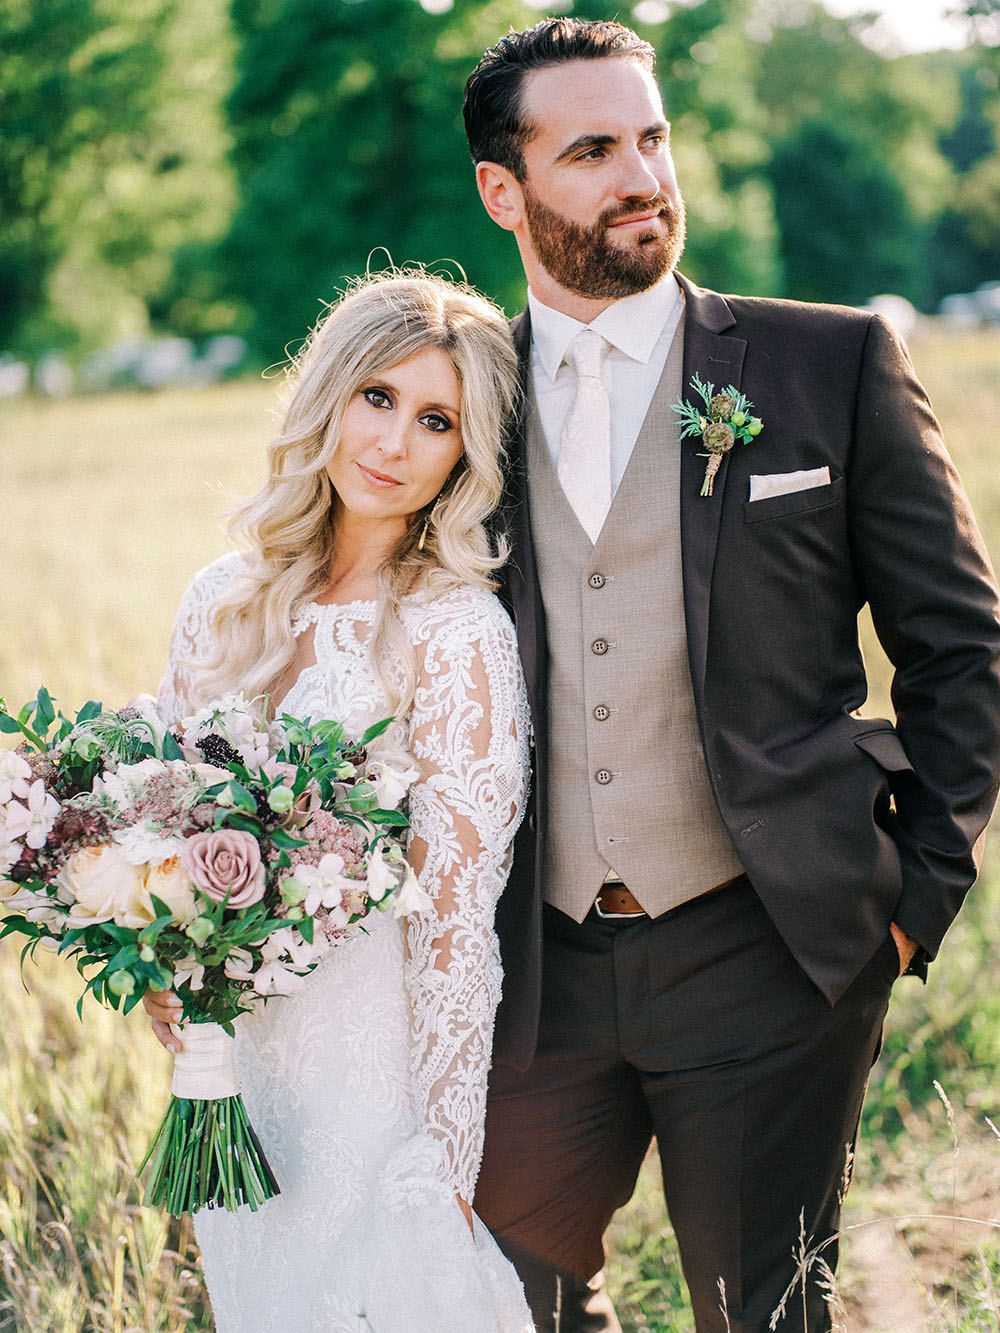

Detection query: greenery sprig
xmin=671 ymin=372 xmax=763 ymax=496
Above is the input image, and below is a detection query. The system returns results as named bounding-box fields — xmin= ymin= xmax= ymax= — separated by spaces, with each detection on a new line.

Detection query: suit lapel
xmin=506 ymin=311 xmax=546 ymax=726
xmin=676 ymin=276 xmax=746 ymax=713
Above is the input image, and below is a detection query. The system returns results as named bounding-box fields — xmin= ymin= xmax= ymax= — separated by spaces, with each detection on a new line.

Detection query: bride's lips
xmin=356 ymin=462 xmax=403 ymax=488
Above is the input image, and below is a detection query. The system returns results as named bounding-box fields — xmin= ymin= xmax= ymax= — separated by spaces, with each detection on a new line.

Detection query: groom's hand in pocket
xmin=890 ymin=921 xmax=919 ymax=976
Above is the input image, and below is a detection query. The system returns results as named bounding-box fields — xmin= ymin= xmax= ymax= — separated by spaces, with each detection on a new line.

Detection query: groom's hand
xmin=890 ymin=921 xmax=920 ymax=976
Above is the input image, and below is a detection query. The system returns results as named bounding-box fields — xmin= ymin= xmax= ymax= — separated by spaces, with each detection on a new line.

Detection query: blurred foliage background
xmin=2 ymin=0 xmax=1000 ymax=368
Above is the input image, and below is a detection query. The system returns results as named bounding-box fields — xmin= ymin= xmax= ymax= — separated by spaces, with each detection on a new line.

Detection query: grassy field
xmin=1 ymin=324 xmax=999 ymax=1331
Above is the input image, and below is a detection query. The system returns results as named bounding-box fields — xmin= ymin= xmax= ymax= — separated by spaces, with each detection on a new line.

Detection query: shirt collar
xmin=528 ymin=274 xmax=682 ymax=382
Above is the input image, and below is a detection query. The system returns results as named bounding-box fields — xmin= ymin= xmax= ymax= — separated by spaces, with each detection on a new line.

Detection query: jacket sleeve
xmin=845 ymin=314 xmax=1000 ymax=957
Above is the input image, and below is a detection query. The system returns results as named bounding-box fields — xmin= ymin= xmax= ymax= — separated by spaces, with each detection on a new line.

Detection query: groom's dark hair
xmin=463 ymin=18 xmax=655 ymax=181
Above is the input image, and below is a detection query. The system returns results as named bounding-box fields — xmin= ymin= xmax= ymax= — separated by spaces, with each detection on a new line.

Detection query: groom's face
xmin=516 ymin=57 xmax=685 ymax=301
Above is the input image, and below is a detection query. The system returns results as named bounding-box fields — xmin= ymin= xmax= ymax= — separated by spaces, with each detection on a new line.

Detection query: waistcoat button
xmin=593 ymin=705 xmax=610 ymax=721
xmin=591 ymin=638 xmax=609 ymax=655
xmin=595 ymin=769 xmax=613 ymax=785
xmin=588 ymin=573 xmax=605 ymax=589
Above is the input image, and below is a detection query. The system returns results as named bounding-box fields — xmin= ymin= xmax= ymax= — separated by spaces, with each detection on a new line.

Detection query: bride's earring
xmin=417 ymin=496 xmax=442 ymax=552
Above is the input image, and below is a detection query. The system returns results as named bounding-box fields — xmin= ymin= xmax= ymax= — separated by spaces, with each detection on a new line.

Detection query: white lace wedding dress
xmin=157 ymin=552 xmax=533 ymax=1333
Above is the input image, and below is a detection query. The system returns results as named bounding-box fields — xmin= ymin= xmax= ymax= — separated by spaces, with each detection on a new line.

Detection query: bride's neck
xmin=317 ymin=515 xmax=402 ymax=604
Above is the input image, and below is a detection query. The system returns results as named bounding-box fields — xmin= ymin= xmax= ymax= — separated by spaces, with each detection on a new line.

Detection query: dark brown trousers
xmin=475 ymin=878 xmax=897 ymax=1332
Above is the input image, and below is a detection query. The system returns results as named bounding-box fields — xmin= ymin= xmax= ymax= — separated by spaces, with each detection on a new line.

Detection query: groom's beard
xmin=523 ymin=186 xmax=686 ymax=300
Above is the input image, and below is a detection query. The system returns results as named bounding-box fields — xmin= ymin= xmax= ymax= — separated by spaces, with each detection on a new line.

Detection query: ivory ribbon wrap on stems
xmin=170 ymin=1021 xmax=240 ymax=1100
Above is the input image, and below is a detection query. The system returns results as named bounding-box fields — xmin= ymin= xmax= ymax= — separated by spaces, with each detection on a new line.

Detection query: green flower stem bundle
xmin=140 ymin=1022 xmax=280 ymax=1213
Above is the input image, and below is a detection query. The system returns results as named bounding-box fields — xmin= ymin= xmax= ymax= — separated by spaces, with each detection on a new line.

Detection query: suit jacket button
xmin=593 ymin=705 xmax=610 ymax=721
xmin=592 ymin=638 xmax=609 ymax=655
xmin=589 ymin=573 xmax=605 ymax=589
xmin=595 ymin=769 xmax=613 ymax=785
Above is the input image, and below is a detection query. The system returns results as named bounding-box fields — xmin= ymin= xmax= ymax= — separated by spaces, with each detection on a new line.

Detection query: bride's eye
xmin=363 ymin=386 xmax=392 ymax=409
xmin=419 ymin=413 xmax=452 ymax=434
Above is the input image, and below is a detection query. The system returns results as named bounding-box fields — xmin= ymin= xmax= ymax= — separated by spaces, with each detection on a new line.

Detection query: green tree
xmin=221 ymin=0 xmax=532 ymax=359
xmin=754 ymin=1 xmax=952 ymax=307
xmin=0 ymin=0 xmax=234 ymax=358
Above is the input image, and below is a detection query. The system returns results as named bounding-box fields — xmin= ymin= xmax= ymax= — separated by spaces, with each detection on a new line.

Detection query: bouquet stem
xmin=138 ymin=1021 xmax=280 ymax=1215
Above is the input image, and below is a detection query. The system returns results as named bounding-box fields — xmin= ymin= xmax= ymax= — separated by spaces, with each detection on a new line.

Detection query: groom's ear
xmin=476 ymin=162 xmax=524 ymax=233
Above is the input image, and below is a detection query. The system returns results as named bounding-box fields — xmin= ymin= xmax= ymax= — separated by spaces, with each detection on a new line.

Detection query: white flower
xmin=189 ymin=761 xmax=232 ymax=787
xmin=144 ymin=855 xmax=199 ymax=924
xmin=223 ymin=946 xmax=255 ymax=981
xmin=248 ymin=928 xmax=326 ymax=997
xmin=0 ymin=750 xmax=32 ymax=804
xmin=1 ymin=883 xmax=68 ymax=932
xmin=120 ymin=757 xmax=168 ymax=784
xmin=114 ymin=821 xmax=187 ymax=868
xmin=367 ymin=759 xmax=420 ymax=811
xmin=293 ymin=853 xmax=358 ymax=920
xmin=3 ymin=780 xmax=61 ymax=850
xmin=392 ymin=864 xmax=434 ymax=918
xmin=0 ymin=832 xmax=23 ymax=876
xmin=365 ymin=850 xmax=400 ymax=904
xmin=173 ymin=954 xmax=206 ymax=992
xmin=58 ymin=843 xmax=153 ymax=930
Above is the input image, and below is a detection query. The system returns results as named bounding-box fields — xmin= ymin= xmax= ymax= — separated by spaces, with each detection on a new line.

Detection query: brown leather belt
xmin=593 ymin=875 xmax=743 ymax=920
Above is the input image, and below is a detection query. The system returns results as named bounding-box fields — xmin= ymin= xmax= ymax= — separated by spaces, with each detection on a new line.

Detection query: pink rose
xmin=180 ymin=829 xmax=265 ymax=907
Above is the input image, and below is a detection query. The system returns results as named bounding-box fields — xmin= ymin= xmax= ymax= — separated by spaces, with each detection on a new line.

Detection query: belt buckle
xmin=593 ymin=885 xmax=646 ymax=920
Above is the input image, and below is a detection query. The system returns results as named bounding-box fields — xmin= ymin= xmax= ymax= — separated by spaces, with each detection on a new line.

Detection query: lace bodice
xmin=158 ymin=552 xmax=530 ymax=1201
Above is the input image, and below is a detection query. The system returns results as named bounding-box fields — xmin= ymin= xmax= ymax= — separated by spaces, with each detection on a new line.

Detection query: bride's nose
xmin=376 ymin=418 xmax=408 ymax=459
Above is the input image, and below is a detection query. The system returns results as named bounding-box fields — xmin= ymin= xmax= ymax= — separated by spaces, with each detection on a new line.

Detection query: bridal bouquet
xmin=0 ymin=687 xmax=427 ymax=1215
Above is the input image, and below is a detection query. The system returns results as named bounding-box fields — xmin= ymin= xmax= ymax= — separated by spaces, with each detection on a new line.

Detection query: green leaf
xmin=359 ymin=716 xmax=394 ymax=745
xmin=35 ymin=686 xmax=56 ymax=731
xmin=104 ymin=944 xmax=141 ymax=973
xmin=267 ymin=827 xmax=306 ymax=851
xmin=0 ymin=918 xmax=41 ymax=942
xmin=77 ymin=700 xmax=103 ymax=722
xmin=221 ymin=811 xmax=263 ymax=834
xmin=0 ymin=711 xmax=20 ymax=733
xmin=226 ymin=781 xmax=259 ymax=814
xmin=298 ymin=914 xmax=314 ymax=945
xmin=162 ymin=729 xmax=184 ymax=760
xmin=98 ymin=921 xmax=139 ymax=945
xmin=368 ymin=808 xmax=410 ymax=827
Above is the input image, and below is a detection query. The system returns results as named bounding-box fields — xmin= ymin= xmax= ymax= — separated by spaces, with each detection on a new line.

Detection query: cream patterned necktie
xmin=557 ymin=328 xmax=612 ymax=543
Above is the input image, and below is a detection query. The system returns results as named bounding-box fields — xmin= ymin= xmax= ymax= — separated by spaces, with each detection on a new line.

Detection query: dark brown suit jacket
xmin=493 ymin=274 xmax=1000 ymax=1070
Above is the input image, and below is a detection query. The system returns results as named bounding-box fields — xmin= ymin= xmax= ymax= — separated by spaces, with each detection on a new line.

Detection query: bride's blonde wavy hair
xmin=191 ymin=269 xmax=520 ymax=717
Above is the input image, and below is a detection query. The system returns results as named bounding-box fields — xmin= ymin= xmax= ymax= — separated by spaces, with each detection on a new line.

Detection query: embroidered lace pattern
xmin=156 ymin=552 xmax=533 ymax=1332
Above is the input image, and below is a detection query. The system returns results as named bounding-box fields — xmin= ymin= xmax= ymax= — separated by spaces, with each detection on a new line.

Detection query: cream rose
xmin=180 ymin=829 xmax=265 ymax=907
xmin=144 ymin=855 xmax=199 ymax=925
xmin=59 ymin=844 xmax=153 ymax=930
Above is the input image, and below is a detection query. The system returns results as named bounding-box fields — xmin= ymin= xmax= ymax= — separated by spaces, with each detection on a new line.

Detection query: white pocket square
xmin=749 ymin=466 xmax=831 ymax=502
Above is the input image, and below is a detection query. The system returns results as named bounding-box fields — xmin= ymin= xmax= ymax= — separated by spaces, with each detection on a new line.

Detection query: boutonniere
xmin=670 ymin=373 xmax=763 ymax=496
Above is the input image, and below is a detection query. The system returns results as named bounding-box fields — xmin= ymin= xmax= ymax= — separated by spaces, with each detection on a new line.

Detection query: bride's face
xmin=327 ymin=347 xmax=464 ymax=535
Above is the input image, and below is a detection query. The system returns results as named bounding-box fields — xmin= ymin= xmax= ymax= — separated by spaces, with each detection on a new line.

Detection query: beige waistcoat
xmin=527 ymin=319 xmax=744 ymax=921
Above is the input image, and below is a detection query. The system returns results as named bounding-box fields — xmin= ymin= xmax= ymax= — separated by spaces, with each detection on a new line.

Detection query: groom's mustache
xmin=600 ymin=196 xmax=677 ymax=228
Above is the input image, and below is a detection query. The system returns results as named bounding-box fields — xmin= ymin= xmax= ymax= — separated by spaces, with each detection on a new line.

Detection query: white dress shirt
xmin=528 ymin=274 xmax=684 ymax=493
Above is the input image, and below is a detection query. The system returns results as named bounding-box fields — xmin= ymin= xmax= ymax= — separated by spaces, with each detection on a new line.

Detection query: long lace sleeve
xmin=403 ymin=589 xmax=530 ymax=1202
xmin=156 ymin=552 xmax=248 ymax=725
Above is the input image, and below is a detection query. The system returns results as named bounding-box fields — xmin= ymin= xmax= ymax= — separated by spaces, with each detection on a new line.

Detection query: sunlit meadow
xmin=2 ymin=326 xmax=999 ymax=1330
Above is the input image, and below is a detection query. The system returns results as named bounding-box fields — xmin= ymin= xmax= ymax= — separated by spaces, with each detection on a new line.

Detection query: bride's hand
xmin=143 ymin=988 xmax=184 ymax=1054
xmin=456 ymin=1194 xmax=475 ymax=1236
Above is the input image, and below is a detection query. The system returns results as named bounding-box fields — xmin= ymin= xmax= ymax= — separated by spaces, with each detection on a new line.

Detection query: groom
xmin=463 ymin=18 xmax=1000 ymax=1332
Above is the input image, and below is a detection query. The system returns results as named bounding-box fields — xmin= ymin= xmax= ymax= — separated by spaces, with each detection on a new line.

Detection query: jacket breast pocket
xmin=744 ymin=474 xmax=845 ymax=524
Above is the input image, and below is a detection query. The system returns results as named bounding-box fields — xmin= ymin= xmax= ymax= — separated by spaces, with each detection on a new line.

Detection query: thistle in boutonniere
xmin=671 ymin=373 xmax=763 ymax=496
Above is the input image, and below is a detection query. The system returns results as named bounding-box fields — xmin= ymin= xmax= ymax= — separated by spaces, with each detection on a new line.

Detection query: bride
xmin=144 ymin=271 xmax=533 ymax=1332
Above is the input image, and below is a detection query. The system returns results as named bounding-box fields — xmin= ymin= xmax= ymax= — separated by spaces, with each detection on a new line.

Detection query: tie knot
xmin=565 ymin=328 xmax=608 ymax=381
